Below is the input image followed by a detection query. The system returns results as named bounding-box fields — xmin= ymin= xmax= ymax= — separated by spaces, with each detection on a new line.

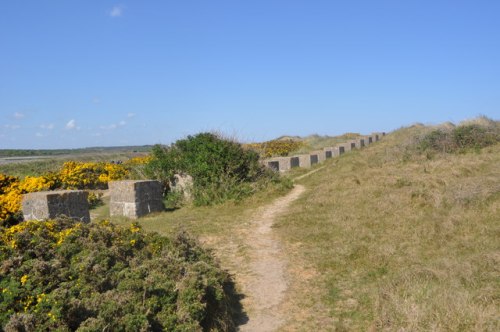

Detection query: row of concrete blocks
xmin=263 ymin=133 xmax=384 ymax=172
xmin=22 ymin=180 xmax=165 ymax=222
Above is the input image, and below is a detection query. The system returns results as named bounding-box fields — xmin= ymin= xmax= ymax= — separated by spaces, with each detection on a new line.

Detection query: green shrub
xmin=145 ymin=133 xmax=277 ymax=205
xmin=418 ymin=118 xmax=499 ymax=154
xmin=0 ymin=218 xmax=235 ymax=331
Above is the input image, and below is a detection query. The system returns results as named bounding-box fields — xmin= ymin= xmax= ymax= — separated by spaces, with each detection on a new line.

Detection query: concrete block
xmin=265 ymin=157 xmax=292 ymax=172
xmin=337 ymin=143 xmax=351 ymax=153
xmin=109 ymin=180 xmax=164 ymax=219
xmin=310 ymin=154 xmax=319 ymax=165
xmin=311 ymin=150 xmax=326 ymax=163
xmin=365 ymin=136 xmax=373 ymax=144
xmin=323 ymin=147 xmax=335 ymax=159
xmin=266 ymin=160 xmax=280 ymax=172
xmin=170 ymin=174 xmax=193 ymax=200
xmin=297 ymin=154 xmax=312 ymax=168
xmin=290 ymin=156 xmax=300 ymax=168
xmin=22 ymin=190 xmax=90 ymax=222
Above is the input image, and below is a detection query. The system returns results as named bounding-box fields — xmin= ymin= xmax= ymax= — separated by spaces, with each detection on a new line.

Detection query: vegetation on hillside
xmin=244 ymin=139 xmax=304 ymax=158
xmin=274 ymin=117 xmax=499 ymax=331
xmin=0 ymin=217 xmax=235 ymax=331
xmin=0 ymin=162 xmax=129 ymax=226
xmin=145 ymin=133 xmax=289 ymax=206
xmin=417 ymin=116 xmax=499 ymax=154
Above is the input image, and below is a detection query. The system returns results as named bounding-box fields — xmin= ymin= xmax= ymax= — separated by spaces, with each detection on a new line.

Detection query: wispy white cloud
xmin=4 ymin=124 xmax=21 ymax=130
xmin=65 ymin=119 xmax=77 ymax=130
xmin=127 ymin=112 xmax=135 ymax=118
xmin=13 ymin=112 xmax=25 ymax=119
xmin=40 ymin=123 xmax=55 ymax=130
xmin=35 ymin=132 xmax=45 ymax=137
xmin=109 ymin=5 xmax=124 ymax=17
xmin=92 ymin=97 xmax=101 ymax=104
xmin=100 ymin=120 xmax=126 ymax=130
xmin=100 ymin=124 xmax=117 ymax=130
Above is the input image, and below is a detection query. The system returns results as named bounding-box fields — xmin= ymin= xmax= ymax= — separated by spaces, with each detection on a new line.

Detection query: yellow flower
xmin=20 ymin=274 xmax=28 ymax=285
xmin=130 ymin=223 xmax=141 ymax=233
xmin=130 ymin=239 xmax=136 ymax=246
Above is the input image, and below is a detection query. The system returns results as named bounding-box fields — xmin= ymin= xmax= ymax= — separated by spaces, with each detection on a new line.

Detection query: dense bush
xmin=145 ymin=133 xmax=282 ymax=206
xmin=418 ymin=118 xmax=499 ymax=153
xmin=0 ymin=218 xmax=235 ymax=331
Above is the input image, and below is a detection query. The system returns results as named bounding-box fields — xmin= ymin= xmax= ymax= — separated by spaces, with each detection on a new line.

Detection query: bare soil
xmin=237 ymin=184 xmax=306 ymax=332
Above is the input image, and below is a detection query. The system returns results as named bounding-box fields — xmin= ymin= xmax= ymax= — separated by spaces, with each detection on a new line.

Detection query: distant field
xmin=0 ymin=147 xmax=151 ymax=177
xmin=0 ymin=145 xmax=152 ymax=158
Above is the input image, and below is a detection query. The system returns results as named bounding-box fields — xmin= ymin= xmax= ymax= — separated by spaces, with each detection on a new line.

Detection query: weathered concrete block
xmin=349 ymin=141 xmax=357 ymax=149
xmin=170 ymin=174 xmax=193 ymax=200
xmin=265 ymin=157 xmax=292 ymax=172
xmin=297 ymin=154 xmax=312 ymax=168
xmin=311 ymin=150 xmax=326 ymax=163
xmin=109 ymin=180 xmax=164 ymax=219
xmin=337 ymin=143 xmax=351 ymax=153
xmin=267 ymin=160 xmax=280 ymax=171
xmin=323 ymin=147 xmax=334 ymax=159
xmin=310 ymin=154 xmax=319 ymax=165
xmin=22 ymin=190 xmax=90 ymax=222
xmin=365 ymin=136 xmax=373 ymax=144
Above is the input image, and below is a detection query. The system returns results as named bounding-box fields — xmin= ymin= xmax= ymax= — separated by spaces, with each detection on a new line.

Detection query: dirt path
xmin=238 ymin=184 xmax=306 ymax=332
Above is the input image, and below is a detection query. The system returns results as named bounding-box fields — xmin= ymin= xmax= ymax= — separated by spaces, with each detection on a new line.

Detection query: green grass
xmin=274 ymin=124 xmax=500 ymax=331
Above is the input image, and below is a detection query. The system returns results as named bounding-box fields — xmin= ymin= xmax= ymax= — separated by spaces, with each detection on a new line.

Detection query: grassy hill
xmin=275 ymin=121 xmax=499 ymax=330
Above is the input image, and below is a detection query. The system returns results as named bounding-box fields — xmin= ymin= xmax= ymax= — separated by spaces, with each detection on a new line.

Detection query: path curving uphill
xmin=239 ymin=184 xmax=306 ymax=332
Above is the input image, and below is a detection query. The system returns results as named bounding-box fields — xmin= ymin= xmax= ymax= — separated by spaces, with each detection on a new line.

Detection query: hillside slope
xmin=276 ymin=123 xmax=499 ymax=331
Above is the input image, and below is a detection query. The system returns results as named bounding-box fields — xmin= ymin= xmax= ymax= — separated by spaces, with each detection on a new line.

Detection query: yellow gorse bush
xmin=59 ymin=161 xmax=128 ymax=189
xmin=245 ymin=139 xmax=304 ymax=158
xmin=125 ymin=155 xmax=153 ymax=165
xmin=1 ymin=161 xmax=128 ymax=224
xmin=0 ymin=219 xmax=82 ymax=248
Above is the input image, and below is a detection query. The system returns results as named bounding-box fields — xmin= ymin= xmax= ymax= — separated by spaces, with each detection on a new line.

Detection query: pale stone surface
xmin=323 ymin=147 xmax=334 ymax=159
xmin=310 ymin=150 xmax=326 ymax=163
xmin=170 ymin=174 xmax=193 ymax=200
xmin=109 ymin=180 xmax=164 ymax=219
xmin=265 ymin=157 xmax=292 ymax=172
xmin=297 ymin=154 xmax=311 ymax=168
xmin=22 ymin=190 xmax=90 ymax=222
xmin=337 ymin=143 xmax=351 ymax=153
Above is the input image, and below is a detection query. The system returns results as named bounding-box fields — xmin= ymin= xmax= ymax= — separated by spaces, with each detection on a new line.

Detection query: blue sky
xmin=1 ymin=1 xmax=499 ymax=149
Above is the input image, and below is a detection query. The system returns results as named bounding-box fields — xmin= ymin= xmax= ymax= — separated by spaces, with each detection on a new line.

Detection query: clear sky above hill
xmin=1 ymin=1 xmax=499 ymax=149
